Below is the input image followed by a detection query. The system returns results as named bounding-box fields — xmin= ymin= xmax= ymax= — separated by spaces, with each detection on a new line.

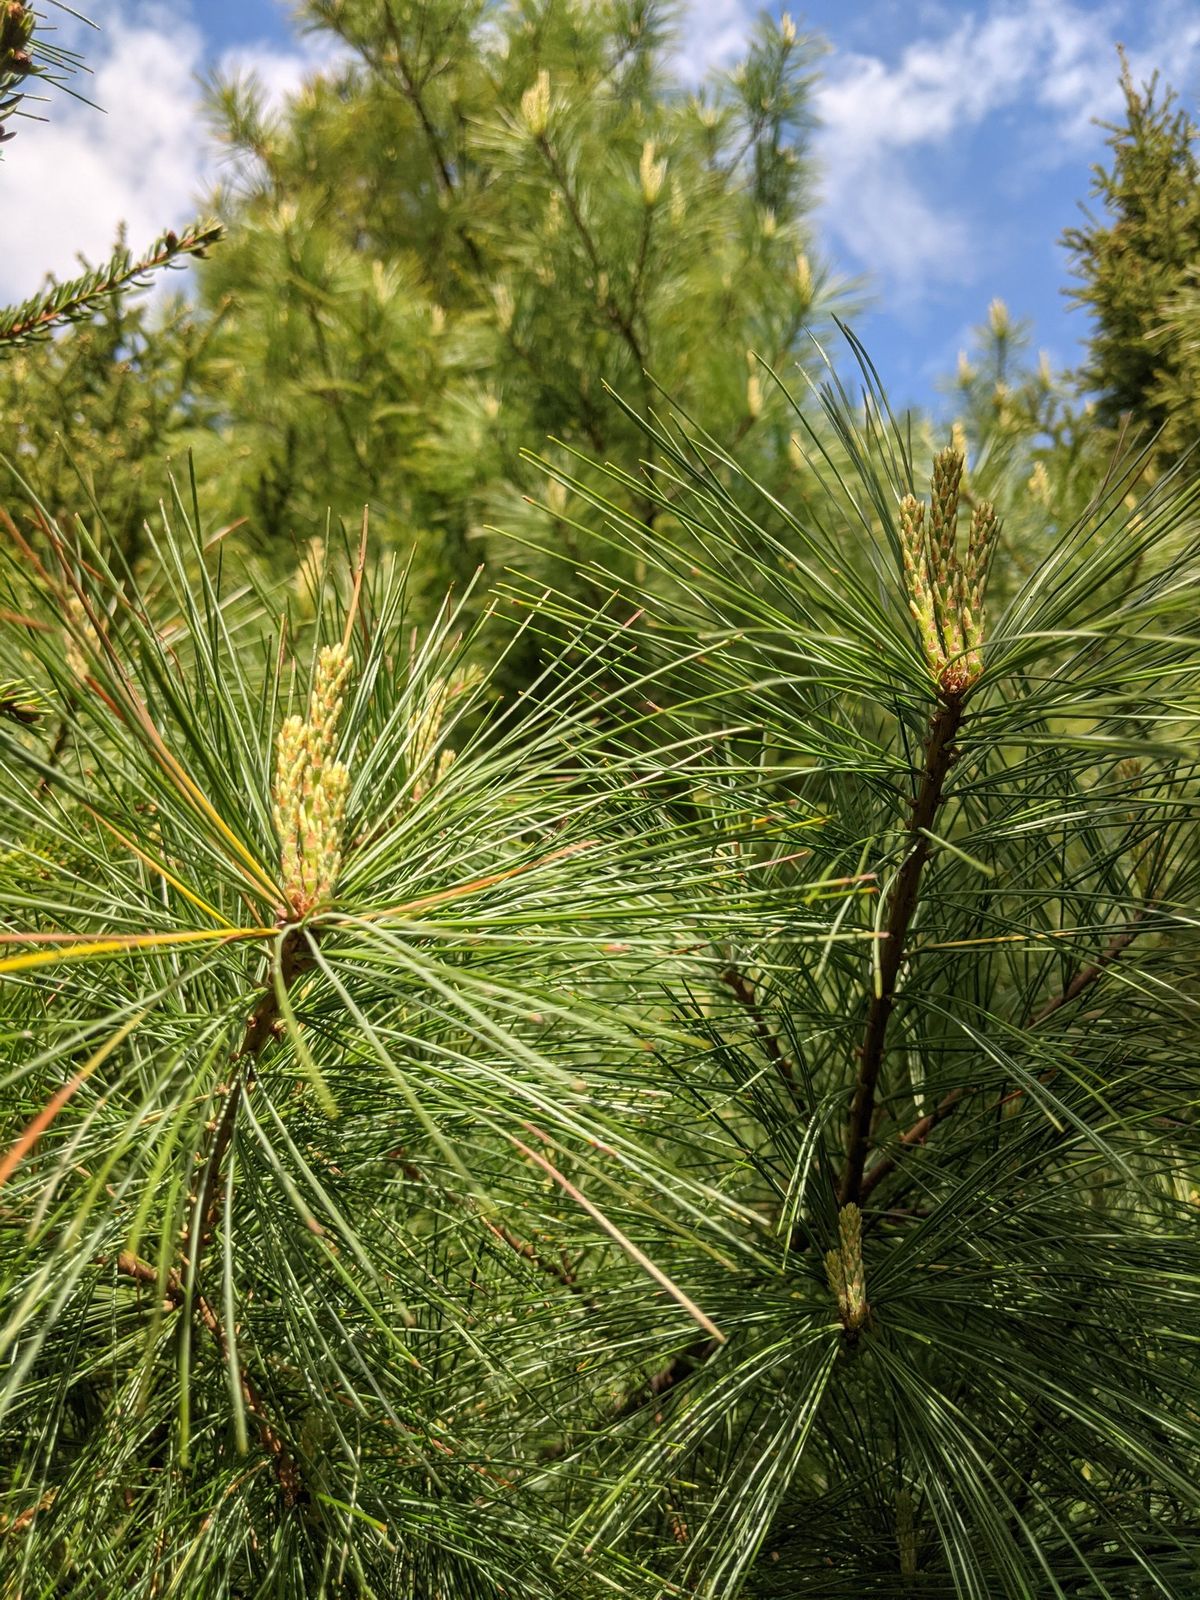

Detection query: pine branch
xmin=1 ymin=1 xmax=89 ymax=153
xmin=480 ymin=1215 xmax=583 ymax=1292
xmin=859 ymin=913 xmax=1150 ymax=1202
xmin=0 ymin=221 xmax=223 ymax=351
xmin=838 ymin=693 xmax=964 ymax=1207
xmin=180 ymin=926 xmax=314 ymax=1275
xmin=111 ymin=1250 xmax=303 ymax=1504
xmin=311 ymin=0 xmax=487 ymax=271
xmin=720 ymin=965 xmax=804 ymax=1110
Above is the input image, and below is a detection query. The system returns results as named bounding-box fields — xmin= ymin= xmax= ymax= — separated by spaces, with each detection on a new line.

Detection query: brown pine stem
xmin=181 ymin=926 xmax=313 ymax=1267
xmin=156 ymin=924 xmax=315 ymax=1502
xmin=838 ymin=694 xmax=964 ymax=1208
xmin=479 ymin=1215 xmax=584 ymax=1293
xmin=720 ymin=966 xmax=805 ymax=1111
xmin=113 ymin=1252 xmax=303 ymax=1505
xmin=859 ymin=913 xmax=1149 ymax=1202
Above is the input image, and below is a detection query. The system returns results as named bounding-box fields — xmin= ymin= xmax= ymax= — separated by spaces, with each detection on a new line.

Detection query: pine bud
xmin=520 ymin=70 xmax=551 ymax=138
xmin=794 ymin=251 xmax=813 ymax=303
xmin=900 ymin=449 xmax=997 ymax=695
xmin=64 ymin=596 xmax=92 ymax=684
xmin=780 ymin=11 xmax=797 ymax=44
xmin=545 ymin=476 xmax=568 ymax=516
xmin=987 ymin=296 xmax=1010 ymax=340
xmin=492 ymin=281 xmax=515 ymax=331
xmin=273 ymin=643 xmax=353 ymax=918
xmin=407 ymin=665 xmax=484 ymax=804
xmin=1 ymin=0 xmax=33 ymax=70
xmin=638 ymin=140 xmax=666 ymax=205
xmin=930 ymin=447 xmax=964 ymax=565
xmin=825 ymin=1202 xmax=869 ymax=1334
xmin=1027 ymin=460 xmax=1051 ymax=507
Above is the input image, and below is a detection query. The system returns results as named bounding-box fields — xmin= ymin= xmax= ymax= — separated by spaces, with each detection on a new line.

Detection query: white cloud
xmin=0 ymin=2 xmax=319 ymax=304
xmin=0 ymin=0 xmax=747 ymax=306
xmin=812 ymin=0 xmax=1200 ymax=304
xmin=674 ymin=0 xmax=753 ymax=82
xmin=218 ymin=39 xmax=323 ymax=118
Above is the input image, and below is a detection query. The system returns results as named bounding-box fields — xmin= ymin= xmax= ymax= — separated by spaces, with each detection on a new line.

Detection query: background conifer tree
xmin=192 ymin=1 xmax=838 ymax=597
xmin=1063 ymin=50 xmax=1200 ymax=466
xmin=6 ymin=3 xmax=840 ymax=614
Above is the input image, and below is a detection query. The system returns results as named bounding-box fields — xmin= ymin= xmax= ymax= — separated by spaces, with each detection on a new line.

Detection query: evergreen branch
xmin=0 ymin=220 xmax=223 ymax=351
xmin=719 ymin=965 xmax=804 ymax=1109
xmin=311 ymin=0 xmax=487 ymax=271
xmin=0 ymin=1 xmax=90 ymax=152
xmin=532 ymin=132 xmax=647 ymax=373
xmin=479 ymin=1215 xmax=583 ymax=1292
xmin=111 ymin=1250 xmax=303 ymax=1504
xmin=838 ymin=692 xmax=964 ymax=1207
xmin=859 ymin=912 xmax=1151 ymax=1202
xmin=179 ymin=927 xmax=315 ymax=1280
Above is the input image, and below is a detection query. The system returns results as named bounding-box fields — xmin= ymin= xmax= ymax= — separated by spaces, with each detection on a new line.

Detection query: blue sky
xmin=11 ymin=0 xmax=1200 ymax=415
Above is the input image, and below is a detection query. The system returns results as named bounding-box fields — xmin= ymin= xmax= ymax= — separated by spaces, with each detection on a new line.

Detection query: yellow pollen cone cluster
xmin=900 ymin=445 xmax=998 ymax=696
xmin=406 ymin=665 xmax=483 ymax=804
xmin=273 ymin=643 xmax=352 ymax=918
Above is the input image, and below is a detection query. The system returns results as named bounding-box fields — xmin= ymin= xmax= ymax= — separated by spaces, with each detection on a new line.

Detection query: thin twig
xmin=859 ymin=914 xmax=1149 ymax=1202
xmin=163 ymin=926 xmax=316 ymax=1501
xmin=720 ymin=966 xmax=805 ymax=1110
xmin=838 ymin=694 xmax=964 ymax=1207
xmin=479 ymin=1215 xmax=582 ymax=1293
xmin=113 ymin=1251 xmax=302 ymax=1504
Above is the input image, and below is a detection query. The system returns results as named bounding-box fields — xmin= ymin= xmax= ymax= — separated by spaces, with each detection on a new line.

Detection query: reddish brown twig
xmin=859 ymin=914 xmax=1149 ymax=1202
xmin=161 ymin=925 xmax=316 ymax=1502
xmin=113 ymin=1251 xmax=302 ymax=1504
xmin=720 ymin=966 xmax=804 ymax=1109
xmin=838 ymin=695 xmax=965 ymax=1207
xmin=478 ymin=1215 xmax=583 ymax=1293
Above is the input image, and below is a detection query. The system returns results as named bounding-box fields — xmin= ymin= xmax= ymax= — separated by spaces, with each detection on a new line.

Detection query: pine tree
xmin=183 ymin=2 xmax=838 ymax=596
xmin=1 ymin=357 xmax=1198 ymax=1597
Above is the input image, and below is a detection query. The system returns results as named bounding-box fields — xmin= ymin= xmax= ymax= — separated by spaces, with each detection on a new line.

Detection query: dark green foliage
xmin=1 ymin=357 xmax=1198 ymax=1594
xmin=1063 ymin=50 xmax=1200 ymax=464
